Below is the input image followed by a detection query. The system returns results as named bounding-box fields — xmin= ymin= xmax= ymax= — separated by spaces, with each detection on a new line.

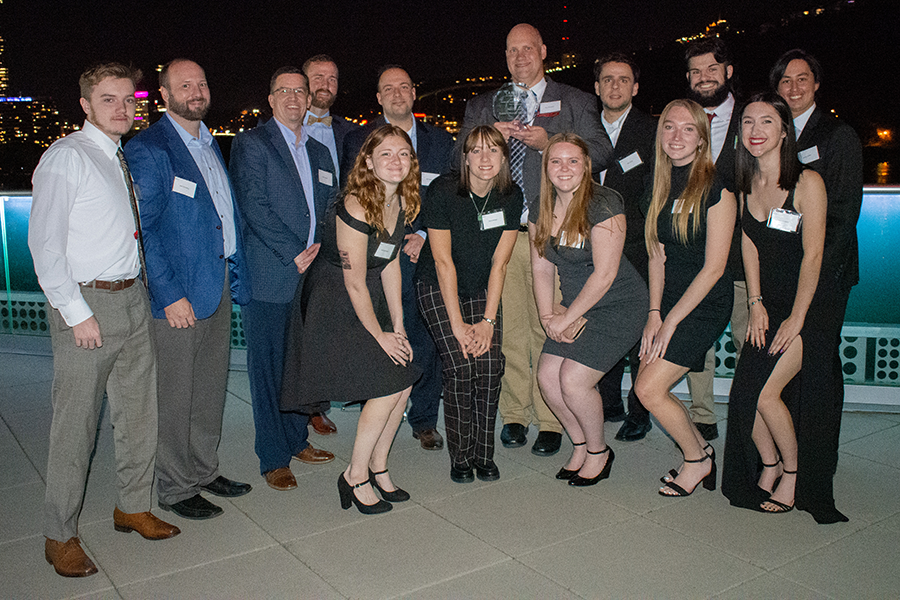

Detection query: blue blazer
xmin=230 ymin=117 xmax=338 ymax=304
xmin=124 ymin=116 xmax=250 ymax=320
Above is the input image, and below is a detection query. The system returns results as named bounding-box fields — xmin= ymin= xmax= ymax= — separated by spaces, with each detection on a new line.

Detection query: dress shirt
xmin=29 ymin=121 xmax=141 ymax=326
xmin=525 ymin=77 xmax=547 ymax=123
xmin=384 ymin=114 xmax=418 ymax=152
xmin=599 ymin=105 xmax=632 ymax=184
xmin=274 ymin=118 xmax=317 ymax=248
xmin=304 ymin=111 xmax=340 ymax=180
xmin=793 ymin=103 xmax=816 ymax=140
xmin=704 ymin=92 xmax=735 ymax=162
xmin=165 ymin=114 xmax=237 ymax=258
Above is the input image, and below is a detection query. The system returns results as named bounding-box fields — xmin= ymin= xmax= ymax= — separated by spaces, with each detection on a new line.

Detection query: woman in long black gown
xmin=722 ymin=93 xmax=828 ymax=517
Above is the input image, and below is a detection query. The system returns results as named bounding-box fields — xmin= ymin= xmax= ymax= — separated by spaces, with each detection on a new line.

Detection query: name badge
xmin=767 ymin=208 xmax=802 ymax=233
xmin=537 ymin=100 xmax=561 ymax=117
xmin=618 ymin=151 xmax=643 ymax=173
xmin=318 ymin=169 xmax=333 ymax=186
xmin=479 ymin=208 xmax=506 ymax=230
xmin=798 ymin=145 xmax=820 ymax=164
xmin=671 ymin=199 xmax=693 ymax=214
xmin=421 ymin=172 xmax=439 ymax=187
xmin=173 ymin=176 xmax=197 ymax=198
xmin=374 ymin=242 xmax=396 ymax=259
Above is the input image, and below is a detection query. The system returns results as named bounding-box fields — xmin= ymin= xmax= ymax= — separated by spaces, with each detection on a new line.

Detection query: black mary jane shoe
xmin=368 ymin=469 xmax=410 ymax=502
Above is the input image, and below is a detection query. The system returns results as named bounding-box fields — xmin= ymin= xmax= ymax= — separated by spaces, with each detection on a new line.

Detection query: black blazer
xmin=796 ymin=107 xmax=863 ymax=290
xmin=330 ymin=114 xmax=356 ymax=170
xmin=603 ymin=107 xmax=656 ymax=281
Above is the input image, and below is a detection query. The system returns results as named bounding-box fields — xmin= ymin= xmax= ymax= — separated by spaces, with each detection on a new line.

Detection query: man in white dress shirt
xmin=30 ymin=63 xmax=179 ymax=578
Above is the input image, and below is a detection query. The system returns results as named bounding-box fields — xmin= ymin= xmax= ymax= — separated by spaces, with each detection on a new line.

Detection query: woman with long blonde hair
xmin=634 ymin=99 xmax=736 ymax=497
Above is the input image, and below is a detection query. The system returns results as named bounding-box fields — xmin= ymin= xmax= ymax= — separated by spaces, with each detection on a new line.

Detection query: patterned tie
xmin=115 ymin=148 xmax=149 ymax=292
xmin=307 ymin=114 xmax=333 ymax=126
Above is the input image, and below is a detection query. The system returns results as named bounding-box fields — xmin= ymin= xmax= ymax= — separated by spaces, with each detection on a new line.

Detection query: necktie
xmin=115 ymin=148 xmax=149 ymax=292
xmin=307 ymin=115 xmax=333 ymax=126
xmin=707 ymin=112 xmax=716 ymax=125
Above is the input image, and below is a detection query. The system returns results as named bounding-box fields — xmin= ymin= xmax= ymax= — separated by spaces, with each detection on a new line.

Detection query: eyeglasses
xmin=272 ymin=87 xmax=307 ymax=96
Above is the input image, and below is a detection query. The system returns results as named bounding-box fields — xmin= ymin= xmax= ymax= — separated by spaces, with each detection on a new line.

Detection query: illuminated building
xmin=0 ymin=34 xmax=9 ymax=93
xmin=133 ymin=90 xmax=150 ymax=131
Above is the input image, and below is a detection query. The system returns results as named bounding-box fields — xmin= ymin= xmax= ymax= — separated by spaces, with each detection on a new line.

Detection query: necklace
xmin=468 ymin=188 xmax=492 ymax=217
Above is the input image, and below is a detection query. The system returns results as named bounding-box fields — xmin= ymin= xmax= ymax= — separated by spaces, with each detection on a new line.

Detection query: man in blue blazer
xmin=125 ymin=59 xmax=252 ymax=520
xmin=341 ymin=65 xmax=453 ymax=451
xmin=230 ymin=66 xmax=337 ymax=492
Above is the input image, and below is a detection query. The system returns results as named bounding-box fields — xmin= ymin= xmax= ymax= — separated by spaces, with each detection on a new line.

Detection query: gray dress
xmin=531 ymin=187 xmax=648 ymax=372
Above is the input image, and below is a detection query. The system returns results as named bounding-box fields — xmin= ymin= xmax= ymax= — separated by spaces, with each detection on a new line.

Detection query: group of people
xmin=28 ymin=21 xmax=861 ymax=578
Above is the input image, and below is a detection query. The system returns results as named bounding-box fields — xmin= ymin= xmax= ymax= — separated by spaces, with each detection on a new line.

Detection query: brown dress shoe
xmin=264 ymin=467 xmax=298 ymax=491
xmin=413 ymin=428 xmax=444 ymax=450
xmin=113 ymin=507 xmax=181 ymax=540
xmin=293 ymin=443 xmax=335 ymax=464
xmin=311 ymin=413 xmax=337 ymax=435
xmin=45 ymin=537 xmax=98 ymax=578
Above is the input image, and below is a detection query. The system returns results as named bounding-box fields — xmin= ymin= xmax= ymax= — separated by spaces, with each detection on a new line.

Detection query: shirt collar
xmin=165 ymin=112 xmax=211 ymax=147
xmin=793 ymin=103 xmax=816 ymax=138
xmin=602 ymin=104 xmax=631 ymax=129
xmin=81 ymin=120 xmax=121 ymax=158
xmin=274 ymin=117 xmax=308 ymax=148
xmin=528 ymin=77 xmax=548 ymax=104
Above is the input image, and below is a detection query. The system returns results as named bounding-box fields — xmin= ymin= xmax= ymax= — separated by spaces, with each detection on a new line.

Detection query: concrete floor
xmin=2 ymin=337 xmax=900 ymax=599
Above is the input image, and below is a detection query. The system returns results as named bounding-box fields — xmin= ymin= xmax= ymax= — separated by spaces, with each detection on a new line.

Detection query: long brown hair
xmin=533 ymin=133 xmax=595 ymax=258
xmin=645 ymin=99 xmax=715 ymax=256
xmin=345 ymin=125 xmax=421 ymax=233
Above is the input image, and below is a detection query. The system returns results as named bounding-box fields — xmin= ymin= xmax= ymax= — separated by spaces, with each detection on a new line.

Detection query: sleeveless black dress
xmin=722 ymin=187 xmax=808 ymax=511
xmin=653 ymin=165 xmax=733 ymax=371
xmin=281 ymin=199 xmax=422 ymax=410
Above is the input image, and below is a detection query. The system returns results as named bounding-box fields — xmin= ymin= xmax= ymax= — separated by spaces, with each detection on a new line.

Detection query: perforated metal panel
xmin=0 ymin=295 xmax=49 ymax=335
xmin=230 ymin=305 xmax=246 ymax=349
xmin=873 ymin=336 xmax=900 ymax=385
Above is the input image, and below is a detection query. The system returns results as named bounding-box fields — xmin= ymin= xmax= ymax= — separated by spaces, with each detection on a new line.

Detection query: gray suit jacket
xmin=455 ymin=76 xmax=612 ymax=206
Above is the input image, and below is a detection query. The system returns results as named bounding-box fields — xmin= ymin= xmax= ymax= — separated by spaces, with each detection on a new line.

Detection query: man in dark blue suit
xmin=125 ymin=59 xmax=252 ymax=520
xmin=301 ymin=54 xmax=358 ymax=435
xmin=342 ymin=65 xmax=453 ymax=451
xmin=589 ymin=53 xmax=658 ymax=441
xmin=230 ymin=67 xmax=337 ymax=492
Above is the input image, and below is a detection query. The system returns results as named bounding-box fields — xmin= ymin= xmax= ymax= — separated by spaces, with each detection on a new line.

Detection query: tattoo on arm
xmin=339 ymin=251 xmax=352 ymax=270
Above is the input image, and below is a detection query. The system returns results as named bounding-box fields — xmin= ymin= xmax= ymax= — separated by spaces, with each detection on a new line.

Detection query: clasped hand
xmin=452 ymin=320 xmax=493 ymax=359
xmin=541 ymin=312 xmax=575 ymax=344
xmin=377 ymin=331 xmax=413 ymax=366
xmin=639 ymin=313 xmax=675 ymax=364
xmin=493 ymin=121 xmax=549 ymax=151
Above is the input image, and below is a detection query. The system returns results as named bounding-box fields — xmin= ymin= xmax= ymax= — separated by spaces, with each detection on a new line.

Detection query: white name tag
xmin=318 ymin=169 xmax=333 ymax=186
xmin=421 ymin=172 xmax=439 ymax=187
xmin=479 ymin=209 xmax=506 ymax=230
xmin=539 ymin=100 xmax=561 ymax=114
xmin=618 ymin=151 xmax=643 ymax=173
xmin=767 ymin=208 xmax=802 ymax=233
xmin=374 ymin=242 xmax=396 ymax=259
xmin=798 ymin=145 xmax=820 ymax=164
xmin=671 ymin=199 xmax=693 ymax=214
xmin=173 ymin=176 xmax=197 ymax=198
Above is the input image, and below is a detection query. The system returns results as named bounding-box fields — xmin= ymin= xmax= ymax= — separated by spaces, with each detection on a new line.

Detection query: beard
xmin=311 ymin=89 xmax=335 ymax=111
xmin=686 ymin=81 xmax=731 ymax=108
xmin=168 ymin=96 xmax=210 ymax=121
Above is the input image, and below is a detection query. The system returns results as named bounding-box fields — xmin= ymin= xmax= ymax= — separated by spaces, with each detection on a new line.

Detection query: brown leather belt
xmin=80 ymin=278 xmax=137 ymax=291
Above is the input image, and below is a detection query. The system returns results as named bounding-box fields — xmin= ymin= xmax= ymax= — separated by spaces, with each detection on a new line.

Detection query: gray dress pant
xmin=44 ymin=283 xmax=157 ymax=542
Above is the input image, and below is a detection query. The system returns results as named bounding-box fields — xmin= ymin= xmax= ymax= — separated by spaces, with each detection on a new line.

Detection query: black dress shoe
xmin=200 ymin=475 xmax=252 ymax=498
xmin=615 ymin=418 xmax=652 ymax=442
xmin=500 ymin=423 xmax=528 ymax=448
xmin=474 ymin=461 xmax=500 ymax=481
xmin=159 ymin=494 xmax=223 ymax=520
xmin=450 ymin=465 xmax=475 ymax=483
xmin=531 ymin=431 xmax=562 ymax=456
xmin=695 ymin=422 xmax=719 ymax=441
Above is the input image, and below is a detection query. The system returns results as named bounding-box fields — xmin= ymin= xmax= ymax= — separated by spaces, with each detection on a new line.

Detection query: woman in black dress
xmin=722 ymin=93 xmax=826 ymax=515
xmin=292 ymin=125 xmax=422 ymax=514
xmin=634 ymin=99 xmax=736 ymax=497
xmin=415 ymin=126 xmax=521 ymax=483
xmin=530 ymin=134 xmax=647 ymax=486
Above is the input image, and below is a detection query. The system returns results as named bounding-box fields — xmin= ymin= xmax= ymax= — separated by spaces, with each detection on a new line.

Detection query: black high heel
xmin=758 ymin=459 xmax=783 ymax=494
xmin=761 ymin=469 xmax=796 ymax=513
xmin=368 ymin=469 xmax=410 ymax=502
xmin=338 ymin=473 xmax=392 ymax=514
xmin=556 ymin=442 xmax=586 ymax=480
xmin=661 ymin=444 xmax=714 ymax=484
xmin=569 ymin=447 xmax=615 ymax=487
xmin=658 ymin=451 xmax=716 ymax=496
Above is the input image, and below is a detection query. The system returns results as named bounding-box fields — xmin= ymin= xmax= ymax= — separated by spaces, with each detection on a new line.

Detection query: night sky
xmin=3 ymin=0 xmax=861 ymax=122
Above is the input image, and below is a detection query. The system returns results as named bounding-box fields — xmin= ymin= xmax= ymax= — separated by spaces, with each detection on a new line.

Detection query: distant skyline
xmin=1 ymin=0 xmax=851 ymax=121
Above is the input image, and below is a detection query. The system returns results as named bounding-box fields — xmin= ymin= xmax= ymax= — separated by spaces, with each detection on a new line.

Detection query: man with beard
xmin=681 ymin=38 xmax=747 ymax=442
xmin=303 ymin=54 xmax=356 ymax=184
xmin=125 ymin=58 xmax=253 ymax=520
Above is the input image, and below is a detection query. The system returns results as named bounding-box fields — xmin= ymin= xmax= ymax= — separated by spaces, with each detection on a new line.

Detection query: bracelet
xmin=648 ymin=308 xmax=661 ymax=313
xmin=482 ymin=317 xmax=497 ymax=326
xmin=748 ymin=297 xmax=763 ymax=307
